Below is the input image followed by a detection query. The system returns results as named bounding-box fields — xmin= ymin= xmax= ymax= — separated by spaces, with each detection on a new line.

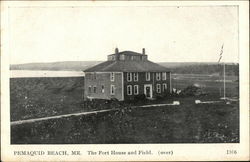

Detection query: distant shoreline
xmin=10 ymin=61 xmax=239 ymax=77
xmin=10 ymin=70 xmax=85 ymax=78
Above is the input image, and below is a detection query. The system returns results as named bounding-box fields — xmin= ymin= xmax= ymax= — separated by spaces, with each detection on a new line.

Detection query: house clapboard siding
xmin=123 ymin=72 xmax=171 ymax=100
xmin=84 ymin=72 xmax=124 ymax=101
xmin=84 ymin=48 xmax=171 ymax=101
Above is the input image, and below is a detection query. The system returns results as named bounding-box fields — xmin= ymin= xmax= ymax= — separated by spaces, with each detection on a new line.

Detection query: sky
xmin=9 ymin=5 xmax=238 ymax=64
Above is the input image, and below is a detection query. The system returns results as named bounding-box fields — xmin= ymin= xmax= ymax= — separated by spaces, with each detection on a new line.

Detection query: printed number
xmin=227 ymin=150 xmax=237 ymax=155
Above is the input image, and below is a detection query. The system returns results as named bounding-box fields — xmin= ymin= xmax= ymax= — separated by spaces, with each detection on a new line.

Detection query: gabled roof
xmin=84 ymin=60 xmax=169 ymax=72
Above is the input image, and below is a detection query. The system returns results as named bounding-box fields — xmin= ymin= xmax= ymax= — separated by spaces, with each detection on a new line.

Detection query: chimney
xmin=142 ymin=48 xmax=145 ymax=55
xmin=115 ymin=48 xmax=119 ymax=60
xmin=115 ymin=48 xmax=119 ymax=54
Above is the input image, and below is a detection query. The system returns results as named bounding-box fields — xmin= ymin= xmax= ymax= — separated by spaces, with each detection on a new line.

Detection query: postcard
xmin=1 ymin=0 xmax=249 ymax=161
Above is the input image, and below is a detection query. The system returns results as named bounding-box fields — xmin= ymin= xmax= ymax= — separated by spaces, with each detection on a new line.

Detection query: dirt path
xmin=11 ymin=103 xmax=178 ymax=126
xmin=11 ymin=109 xmax=117 ymax=126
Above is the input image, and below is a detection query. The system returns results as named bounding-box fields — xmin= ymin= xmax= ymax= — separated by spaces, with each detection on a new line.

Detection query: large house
xmin=84 ymin=48 xmax=172 ymax=101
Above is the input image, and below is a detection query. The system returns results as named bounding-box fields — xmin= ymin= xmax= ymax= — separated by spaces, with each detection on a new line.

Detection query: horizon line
xmin=10 ymin=60 xmax=239 ymax=65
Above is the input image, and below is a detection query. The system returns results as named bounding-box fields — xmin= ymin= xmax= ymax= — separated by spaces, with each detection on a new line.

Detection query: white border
xmin=1 ymin=1 xmax=249 ymax=161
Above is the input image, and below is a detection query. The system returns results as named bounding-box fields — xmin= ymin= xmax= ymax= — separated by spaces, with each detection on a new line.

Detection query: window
xmin=88 ymin=86 xmax=92 ymax=93
xmin=110 ymin=72 xmax=115 ymax=81
xmin=93 ymin=73 xmax=97 ymax=80
xmin=127 ymin=85 xmax=132 ymax=95
xmin=162 ymin=83 xmax=167 ymax=92
xmin=134 ymin=73 xmax=138 ymax=81
xmin=93 ymin=86 xmax=97 ymax=93
xmin=156 ymin=73 xmax=161 ymax=81
xmin=162 ymin=72 xmax=167 ymax=80
xmin=127 ymin=72 xmax=132 ymax=82
xmin=89 ymin=73 xmax=97 ymax=80
xmin=134 ymin=85 xmax=139 ymax=95
xmin=101 ymin=85 xmax=105 ymax=93
xmin=146 ymin=72 xmax=150 ymax=81
xmin=110 ymin=85 xmax=115 ymax=95
xmin=157 ymin=84 xmax=161 ymax=93
xmin=120 ymin=55 xmax=125 ymax=60
xmin=88 ymin=74 xmax=92 ymax=79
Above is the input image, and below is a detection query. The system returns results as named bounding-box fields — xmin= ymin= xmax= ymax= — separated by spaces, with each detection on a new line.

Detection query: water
xmin=10 ymin=70 xmax=85 ymax=78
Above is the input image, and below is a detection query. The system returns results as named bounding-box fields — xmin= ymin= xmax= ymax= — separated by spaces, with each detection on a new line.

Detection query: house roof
xmin=84 ymin=60 xmax=170 ymax=72
xmin=108 ymin=51 xmax=143 ymax=56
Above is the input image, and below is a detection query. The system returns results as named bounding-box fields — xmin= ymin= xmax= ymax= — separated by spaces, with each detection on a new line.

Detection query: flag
xmin=218 ymin=44 xmax=224 ymax=63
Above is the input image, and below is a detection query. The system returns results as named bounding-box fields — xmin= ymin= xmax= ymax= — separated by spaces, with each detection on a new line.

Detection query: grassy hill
xmin=10 ymin=75 xmax=239 ymax=144
xmin=10 ymin=77 xmax=85 ymax=121
xmin=12 ymin=98 xmax=239 ymax=144
xmin=10 ymin=61 xmax=239 ymax=75
xmin=10 ymin=61 xmax=102 ymax=71
xmin=161 ymin=63 xmax=239 ymax=76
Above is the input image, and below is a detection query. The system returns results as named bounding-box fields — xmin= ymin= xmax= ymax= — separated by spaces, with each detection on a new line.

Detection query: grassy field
xmin=10 ymin=74 xmax=239 ymax=144
xmin=10 ymin=77 xmax=85 ymax=121
xmin=10 ymin=74 xmax=239 ymax=121
xmin=11 ymin=100 xmax=239 ymax=144
xmin=172 ymin=74 xmax=239 ymax=97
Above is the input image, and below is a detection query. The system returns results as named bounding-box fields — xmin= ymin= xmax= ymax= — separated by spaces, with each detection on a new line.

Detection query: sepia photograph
xmin=1 ymin=1 xmax=249 ymax=161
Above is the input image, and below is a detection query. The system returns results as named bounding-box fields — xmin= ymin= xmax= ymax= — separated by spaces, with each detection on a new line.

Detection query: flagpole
xmin=218 ymin=43 xmax=225 ymax=100
xmin=223 ymin=62 xmax=226 ymax=99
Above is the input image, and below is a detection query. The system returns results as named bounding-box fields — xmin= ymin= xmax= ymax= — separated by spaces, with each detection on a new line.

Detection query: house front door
xmin=144 ymin=84 xmax=152 ymax=99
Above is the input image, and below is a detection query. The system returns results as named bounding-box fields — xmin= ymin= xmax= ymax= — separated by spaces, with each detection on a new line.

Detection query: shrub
xmin=155 ymin=94 xmax=164 ymax=100
xmin=134 ymin=94 xmax=146 ymax=101
xmin=110 ymin=98 xmax=119 ymax=102
xmin=180 ymin=84 xmax=207 ymax=97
